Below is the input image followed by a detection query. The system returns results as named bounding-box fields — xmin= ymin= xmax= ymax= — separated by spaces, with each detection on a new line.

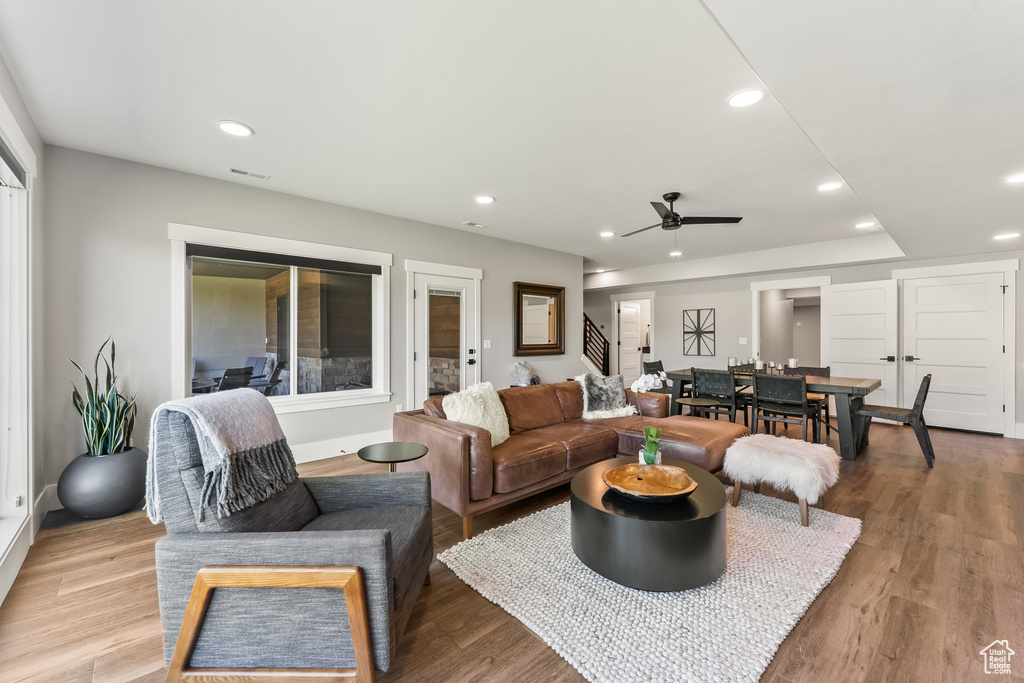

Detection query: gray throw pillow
xmin=575 ymin=373 xmax=637 ymax=420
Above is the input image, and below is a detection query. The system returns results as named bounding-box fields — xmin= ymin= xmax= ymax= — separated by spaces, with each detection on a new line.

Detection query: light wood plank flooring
xmin=1 ymin=423 xmax=1021 ymax=682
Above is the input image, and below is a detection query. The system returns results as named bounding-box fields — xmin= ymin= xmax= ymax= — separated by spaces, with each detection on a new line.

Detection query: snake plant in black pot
xmin=57 ymin=338 xmax=147 ymax=518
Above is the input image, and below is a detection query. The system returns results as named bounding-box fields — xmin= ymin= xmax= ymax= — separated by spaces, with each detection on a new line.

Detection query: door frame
xmin=750 ymin=276 xmax=831 ymax=360
xmin=404 ymin=260 xmax=482 ymax=409
xmin=609 ymin=291 xmax=654 ymax=376
xmin=892 ymin=259 xmax=1018 ymax=438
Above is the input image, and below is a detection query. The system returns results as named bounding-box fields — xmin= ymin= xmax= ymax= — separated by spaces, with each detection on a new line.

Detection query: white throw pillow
xmin=441 ymin=381 xmax=511 ymax=446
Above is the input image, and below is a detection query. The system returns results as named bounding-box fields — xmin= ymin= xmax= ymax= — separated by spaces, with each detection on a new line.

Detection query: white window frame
xmin=169 ymin=223 xmax=392 ymax=413
xmin=0 ymin=90 xmax=37 ymax=605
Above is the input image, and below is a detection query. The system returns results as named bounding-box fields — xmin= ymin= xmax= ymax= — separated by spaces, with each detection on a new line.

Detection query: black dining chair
xmin=782 ymin=366 xmax=832 ymax=436
xmin=751 ymin=374 xmax=820 ymax=442
xmin=855 ymin=374 xmax=935 ymax=467
xmin=642 ymin=360 xmax=678 ymax=396
xmin=678 ymin=368 xmax=748 ymax=425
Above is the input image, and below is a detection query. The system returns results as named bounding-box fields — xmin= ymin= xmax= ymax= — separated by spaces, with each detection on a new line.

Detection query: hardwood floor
xmin=1 ymin=424 xmax=1021 ymax=682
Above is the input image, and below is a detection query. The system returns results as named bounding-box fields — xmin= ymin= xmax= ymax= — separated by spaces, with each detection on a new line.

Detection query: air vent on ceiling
xmin=462 ymin=221 xmax=487 ymax=229
xmin=228 ymin=167 xmax=271 ymax=181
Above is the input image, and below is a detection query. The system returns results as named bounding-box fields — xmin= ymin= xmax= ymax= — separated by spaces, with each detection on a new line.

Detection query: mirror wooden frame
xmin=513 ymin=281 xmax=565 ymax=356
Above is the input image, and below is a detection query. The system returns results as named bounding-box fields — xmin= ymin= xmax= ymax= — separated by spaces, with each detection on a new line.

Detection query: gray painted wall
xmin=793 ymin=305 xmax=821 ymax=367
xmin=759 ymin=290 xmax=793 ymax=363
xmin=42 ymin=146 xmax=584 ymax=487
xmin=584 ymin=250 xmax=1024 ymax=424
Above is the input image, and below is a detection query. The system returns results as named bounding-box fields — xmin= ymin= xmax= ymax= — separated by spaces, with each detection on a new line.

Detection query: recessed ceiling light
xmin=817 ymin=181 xmax=843 ymax=191
xmin=728 ymin=89 xmax=764 ymax=108
xmin=595 ymin=269 xmax=606 ymax=273
xmin=1006 ymin=173 xmax=1024 ymax=184
xmin=994 ymin=232 xmax=1021 ymax=240
xmin=600 ymin=231 xmax=614 ymax=237
xmin=669 ymin=250 xmax=682 ymax=257
xmin=475 ymin=195 xmax=495 ymax=204
xmin=855 ymin=221 xmax=876 ymax=229
xmin=218 ymin=120 xmax=253 ymax=137
xmin=462 ymin=221 xmax=487 ymax=229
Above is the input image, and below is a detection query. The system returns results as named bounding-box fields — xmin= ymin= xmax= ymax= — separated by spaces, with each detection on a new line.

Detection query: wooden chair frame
xmin=167 ymin=566 xmax=376 ymax=683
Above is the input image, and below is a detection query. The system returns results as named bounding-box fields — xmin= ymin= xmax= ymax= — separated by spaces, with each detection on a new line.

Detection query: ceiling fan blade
xmin=621 ymin=223 xmax=662 ymax=237
xmin=679 ymin=216 xmax=743 ymax=224
xmin=650 ymin=202 xmax=672 ymax=219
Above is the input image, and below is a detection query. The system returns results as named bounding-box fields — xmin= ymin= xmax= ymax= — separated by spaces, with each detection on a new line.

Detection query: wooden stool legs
xmin=730 ymin=481 xmax=811 ymax=527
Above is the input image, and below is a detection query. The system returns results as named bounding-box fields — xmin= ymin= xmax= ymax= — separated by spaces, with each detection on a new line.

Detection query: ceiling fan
xmin=621 ymin=192 xmax=742 ymax=237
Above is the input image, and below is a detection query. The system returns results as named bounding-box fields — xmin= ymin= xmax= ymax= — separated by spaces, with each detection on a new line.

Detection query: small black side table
xmin=357 ymin=441 xmax=428 ymax=473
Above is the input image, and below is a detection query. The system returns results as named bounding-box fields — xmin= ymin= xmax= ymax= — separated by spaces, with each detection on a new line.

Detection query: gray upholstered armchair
xmin=151 ymin=409 xmax=432 ymax=681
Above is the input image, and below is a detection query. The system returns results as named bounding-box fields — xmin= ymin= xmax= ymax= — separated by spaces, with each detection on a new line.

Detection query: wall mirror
xmin=514 ymin=281 xmax=565 ymax=356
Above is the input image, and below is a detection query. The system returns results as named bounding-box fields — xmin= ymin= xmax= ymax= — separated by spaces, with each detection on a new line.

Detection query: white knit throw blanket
xmin=146 ymin=388 xmax=297 ymax=523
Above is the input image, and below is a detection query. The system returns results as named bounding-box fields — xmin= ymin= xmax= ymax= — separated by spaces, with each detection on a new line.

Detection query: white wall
xmin=42 ymin=146 xmax=584 ymax=486
xmin=793 ymin=305 xmax=821 ymax=366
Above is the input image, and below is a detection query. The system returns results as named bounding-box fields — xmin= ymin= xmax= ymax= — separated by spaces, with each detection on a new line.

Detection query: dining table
xmin=665 ymin=369 xmax=882 ymax=461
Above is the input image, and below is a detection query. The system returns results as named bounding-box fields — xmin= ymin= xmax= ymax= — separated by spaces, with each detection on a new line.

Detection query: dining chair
xmin=642 ymin=360 xmax=679 ymax=396
xmin=782 ymin=366 xmax=832 ymax=436
xmin=679 ymin=367 xmax=748 ymax=425
xmin=751 ymin=374 xmax=820 ymax=442
xmin=855 ymin=374 xmax=935 ymax=467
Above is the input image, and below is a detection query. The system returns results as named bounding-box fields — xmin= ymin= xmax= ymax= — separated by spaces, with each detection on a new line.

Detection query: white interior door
xmin=619 ymin=302 xmax=642 ymax=386
xmin=902 ymin=273 xmax=1003 ymax=433
xmin=413 ymin=273 xmax=478 ymax=408
xmin=821 ymin=279 xmax=898 ymax=404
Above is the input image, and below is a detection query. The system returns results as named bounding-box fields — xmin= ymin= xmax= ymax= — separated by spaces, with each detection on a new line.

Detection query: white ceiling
xmin=0 ymin=1 xmax=1018 ymax=277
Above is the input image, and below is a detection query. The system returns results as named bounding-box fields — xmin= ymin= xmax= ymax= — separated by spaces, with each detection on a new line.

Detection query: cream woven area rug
xmin=438 ymin=490 xmax=861 ymax=683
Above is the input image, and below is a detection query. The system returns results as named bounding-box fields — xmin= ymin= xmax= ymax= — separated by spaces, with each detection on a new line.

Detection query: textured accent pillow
xmin=575 ymin=373 xmax=637 ymax=420
xmin=441 ymin=381 xmax=511 ymax=446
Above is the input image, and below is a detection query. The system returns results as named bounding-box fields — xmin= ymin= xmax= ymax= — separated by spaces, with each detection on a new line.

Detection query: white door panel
xmin=821 ymin=280 xmax=898 ymax=405
xmin=902 ymin=273 xmax=1002 ymax=433
xmin=619 ymin=303 xmax=642 ymax=386
xmin=413 ymin=273 xmax=478 ymax=408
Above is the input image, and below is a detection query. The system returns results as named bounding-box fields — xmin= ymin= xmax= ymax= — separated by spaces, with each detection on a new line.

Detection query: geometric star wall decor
xmin=682 ymin=308 xmax=715 ymax=356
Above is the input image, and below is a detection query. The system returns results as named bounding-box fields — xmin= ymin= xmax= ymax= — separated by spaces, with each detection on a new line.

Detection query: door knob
xmin=879 ymin=356 xmax=896 ymax=362
xmin=904 ymin=355 xmax=920 ymax=362
xmin=466 ymin=359 xmax=476 ymax=365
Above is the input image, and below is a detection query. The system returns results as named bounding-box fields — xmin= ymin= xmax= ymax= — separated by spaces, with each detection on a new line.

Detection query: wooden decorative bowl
xmin=601 ymin=463 xmax=698 ymax=502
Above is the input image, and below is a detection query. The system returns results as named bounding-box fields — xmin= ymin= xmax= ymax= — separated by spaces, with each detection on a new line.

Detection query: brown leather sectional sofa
xmin=393 ymin=380 xmax=749 ymax=538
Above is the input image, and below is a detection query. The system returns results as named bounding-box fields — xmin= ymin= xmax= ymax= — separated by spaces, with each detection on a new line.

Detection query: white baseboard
xmin=290 ymin=429 xmax=394 ymax=464
xmin=32 ymin=485 xmax=58 ymax=534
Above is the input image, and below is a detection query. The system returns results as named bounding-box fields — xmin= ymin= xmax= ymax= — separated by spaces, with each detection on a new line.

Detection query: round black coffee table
xmin=570 ymin=456 xmax=727 ymax=591
xmin=357 ymin=442 xmax=428 ymax=473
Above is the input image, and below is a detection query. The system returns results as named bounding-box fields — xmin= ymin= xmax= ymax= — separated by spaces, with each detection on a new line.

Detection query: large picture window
xmin=172 ymin=226 xmax=391 ymax=412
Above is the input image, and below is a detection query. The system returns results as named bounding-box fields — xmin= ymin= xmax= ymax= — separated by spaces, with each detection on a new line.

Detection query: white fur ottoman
xmin=723 ymin=433 xmax=841 ymax=526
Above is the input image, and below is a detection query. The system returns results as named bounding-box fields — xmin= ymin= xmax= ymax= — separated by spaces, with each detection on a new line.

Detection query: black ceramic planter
xmin=56 ymin=447 xmax=148 ymax=519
